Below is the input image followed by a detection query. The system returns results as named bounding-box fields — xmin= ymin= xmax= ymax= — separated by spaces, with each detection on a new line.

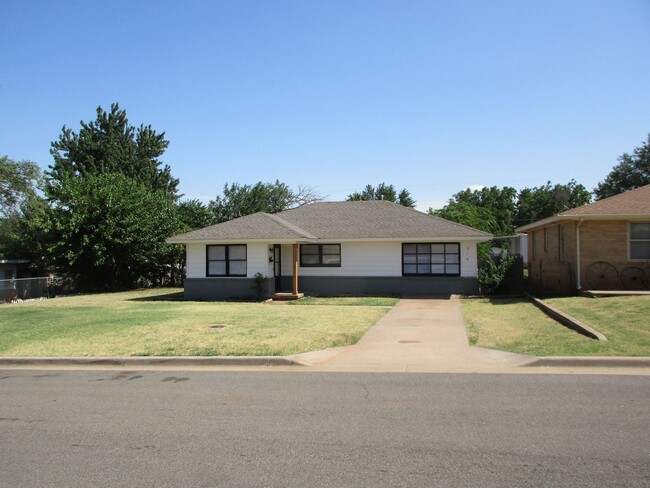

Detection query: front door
xmin=273 ymin=244 xmax=282 ymax=291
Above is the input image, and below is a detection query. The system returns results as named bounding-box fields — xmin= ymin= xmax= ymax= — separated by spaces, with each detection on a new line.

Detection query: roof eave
xmin=516 ymin=213 xmax=650 ymax=233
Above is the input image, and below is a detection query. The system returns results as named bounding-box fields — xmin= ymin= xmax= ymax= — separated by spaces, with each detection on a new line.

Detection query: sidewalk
xmin=296 ymin=296 xmax=532 ymax=372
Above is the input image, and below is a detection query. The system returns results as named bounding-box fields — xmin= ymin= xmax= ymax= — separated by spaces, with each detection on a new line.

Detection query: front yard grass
xmin=462 ymin=296 xmax=650 ymax=357
xmin=0 ymin=289 xmax=392 ymax=357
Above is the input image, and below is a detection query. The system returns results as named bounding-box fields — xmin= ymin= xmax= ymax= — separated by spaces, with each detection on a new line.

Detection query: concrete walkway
xmin=296 ymin=297 xmax=532 ymax=373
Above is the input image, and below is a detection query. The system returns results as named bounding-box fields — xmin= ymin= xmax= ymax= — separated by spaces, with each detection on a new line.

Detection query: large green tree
xmin=0 ymin=156 xmax=46 ymax=265
xmin=430 ymin=202 xmax=499 ymax=234
xmin=0 ymin=155 xmax=42 ymax=217
xmin=437 ymin=186 xmax=517 ymax=236
xmin=594 ymin=134 xmax=650 ymax=200
xmin=514 ymin=180 xmax=591 ymax=228
xmin=209 ymin=181 xmax=321 ymax=223
xmin=48 ymin=103 xmax=178 ymax=199
xmin=45 ymin=173 xmax=178 ymax=291
xmin=347 ymin=183 xmax=416 ymax=207
xmin=43 ymin=104 xmax=183 ymax=290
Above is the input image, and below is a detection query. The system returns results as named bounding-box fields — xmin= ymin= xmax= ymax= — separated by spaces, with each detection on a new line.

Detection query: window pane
xmin=417 ymin=244 xmax=430 ymax=253
xmin=631 ymin=223 xmax=650 ymax=240
xmin=631 ymin=241 xmax=650 ymax=260
xmin=208 ymin=262 xmax=226 ymax=275
xmin=321 ymin=244 xmax=340 ymax=255
xmin=445 ymin=243 xmax=460 ymax=253
xmin=208 ymin=246 xmax=225 ymax=260
xmin=431 ymin=254 xmax=444 ymax=264
xmin=431 ymin=264 xmax=445 ymax=274
xmin=301 ymin=245 xmax=319 ymax=255
xmin=446 ymin=265 xmax=460 ymax=275
xmin=229 ymin=245 xmax=246 ymax=260
xmin=302 ymin=255 xmax=319 ymax=265
xmin=229 ymin=261 xmax=246 ymax=275
xmin=403 ymin=254 xmax=417 ymax=264
xmin=322 ymin=254 xmax=341 ymax=265
xmin=430 ymin=244 xmax=445 ymax=253
xmin=417 ymin=264 xmax=431 ymax=274
xmin=403 ymin=244 xmax=417 ymax=254
xmin=417 ymin=254 xmax=431 ymax=263
xmin=445 ymin=254 xmax=459 ymax=264
xmin=403 ymin=264 xmax=417 ymax=274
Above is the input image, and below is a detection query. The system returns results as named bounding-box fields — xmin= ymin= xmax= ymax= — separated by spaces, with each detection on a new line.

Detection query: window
xmin=559 ymin=224 xmax=565 ymax=261
xmin=206 ymin=245 xmax=247 ymax=277
xmin=402 ymin=243 xmax=460 ymax=276
xmin=630 ymin=223 xmax=650 ymax=260
xmin=300 ymin=244 xmax=341 ymax=267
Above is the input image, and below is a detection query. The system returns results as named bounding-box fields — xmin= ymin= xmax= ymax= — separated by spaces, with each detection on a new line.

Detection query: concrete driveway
xmin=296 ymin=296 xmax=532 ymax=373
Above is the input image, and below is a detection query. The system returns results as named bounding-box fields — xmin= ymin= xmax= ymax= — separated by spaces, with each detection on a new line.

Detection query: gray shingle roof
xmin=168 ymin=200 xmax=492 ymax=243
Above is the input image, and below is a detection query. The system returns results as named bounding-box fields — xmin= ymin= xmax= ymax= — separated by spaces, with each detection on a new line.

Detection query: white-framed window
xmin=629 ymin=223 xmax=650 ymax=260
xmin=206 ymin=244 xmax=247 ymax=277
xmin=402 ymin=243 xmax=460 ymax=276
xmin=300 ymin=244 xmax=341 ymax=267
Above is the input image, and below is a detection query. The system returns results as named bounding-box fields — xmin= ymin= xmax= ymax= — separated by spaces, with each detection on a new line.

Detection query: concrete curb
xmin=0 ymin=356 xmax=306 ymax=367
xmin=525 ymin=294 xmax=608 ymax=341
xmin=521 ymin=356 xmax=650 ymax=368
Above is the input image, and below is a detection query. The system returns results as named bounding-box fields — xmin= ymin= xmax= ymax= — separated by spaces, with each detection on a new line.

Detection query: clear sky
xmin=2 ymin=0 xmax=649 ymax=211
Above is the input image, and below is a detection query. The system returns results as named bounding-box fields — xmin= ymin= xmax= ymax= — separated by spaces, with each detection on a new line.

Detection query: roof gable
xmin=516 ymin=184 xmax=650 ymax=232
xmin=168 ymin=200 xmax=492 ymax=243
xmin=560 ymin=184 xmax=650 ymax=216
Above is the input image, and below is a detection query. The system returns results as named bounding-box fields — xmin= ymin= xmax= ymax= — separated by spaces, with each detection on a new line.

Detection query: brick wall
xmin=527 ymin=219 xmax=648 ymax=293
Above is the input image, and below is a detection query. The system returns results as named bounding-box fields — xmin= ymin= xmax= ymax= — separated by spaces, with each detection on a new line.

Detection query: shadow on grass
xmin=127 ymin=292 xmax=265 ymax=303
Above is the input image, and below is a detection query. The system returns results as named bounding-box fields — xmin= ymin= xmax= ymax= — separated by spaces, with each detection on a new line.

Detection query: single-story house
xmin=167 ymin=200 xmax=492 ymax=299
xmin=515 ymin=184 xmax=650 ymax=293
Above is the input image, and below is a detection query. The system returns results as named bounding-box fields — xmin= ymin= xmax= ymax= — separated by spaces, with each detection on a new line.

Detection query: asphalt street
xmin=0 ymin=370 xmax=648 ymax=487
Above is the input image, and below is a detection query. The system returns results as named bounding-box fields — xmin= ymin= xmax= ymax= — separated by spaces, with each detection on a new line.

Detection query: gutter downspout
xmin=576 ymin=219 xmax=584 ymax=290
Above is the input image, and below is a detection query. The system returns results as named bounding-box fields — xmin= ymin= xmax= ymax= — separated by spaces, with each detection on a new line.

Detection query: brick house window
xmin=630 ymin=223 xmax=650 ymax=260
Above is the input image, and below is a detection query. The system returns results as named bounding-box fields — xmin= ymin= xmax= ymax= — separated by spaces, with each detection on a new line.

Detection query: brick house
xmin=515 ymin=184 xmax=650 ymax=294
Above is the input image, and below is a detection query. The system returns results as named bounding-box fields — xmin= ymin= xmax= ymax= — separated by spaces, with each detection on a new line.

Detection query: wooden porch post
xmin=292 ymin=243 xmax=299 ymax=295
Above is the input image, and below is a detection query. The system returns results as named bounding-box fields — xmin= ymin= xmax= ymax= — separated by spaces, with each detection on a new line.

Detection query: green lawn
xmin=0 ymin=289 xmax=392 ymax=357
xmin=462 ymin=296 xmax=650 ymax=357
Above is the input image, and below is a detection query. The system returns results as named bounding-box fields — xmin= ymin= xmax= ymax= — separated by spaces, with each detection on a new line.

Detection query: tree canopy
xmin=594 ymin=134 xmax=650 ymax=200
xmin=48 ymin=103 xmax=179 ymax=198
xmin=433 ymin=180 xmax=591 ymax=236
xmin=0 ymin=155 xmax=42 ymax=217
xmin=209 ymin=181 xmax=321 ymax=223
xmin=347 ymin=183 xmax=416 ymax=207
xmin=44 ymin=173 xmax=178 ymax=291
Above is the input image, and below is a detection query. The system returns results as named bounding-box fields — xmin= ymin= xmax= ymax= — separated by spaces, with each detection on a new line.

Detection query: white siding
xmin=186 ymin=243 xmax=205 ymax=279
xmin=279 ymin=241 xmax=479 ymax=278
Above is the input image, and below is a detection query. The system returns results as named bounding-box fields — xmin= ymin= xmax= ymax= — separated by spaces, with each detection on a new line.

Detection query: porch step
xmin=272 ymin=292 xmax=304 ymax=301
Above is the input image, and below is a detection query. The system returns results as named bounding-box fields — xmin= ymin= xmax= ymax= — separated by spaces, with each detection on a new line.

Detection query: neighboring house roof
xmin=516 ymin=184 xmax=650 ymax=232
xmin=168 ymin=200 xmax=492 ymax=243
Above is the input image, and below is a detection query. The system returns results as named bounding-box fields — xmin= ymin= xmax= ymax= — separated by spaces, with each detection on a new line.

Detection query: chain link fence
xmin=0 ymin=277 xmax=61 ymax=302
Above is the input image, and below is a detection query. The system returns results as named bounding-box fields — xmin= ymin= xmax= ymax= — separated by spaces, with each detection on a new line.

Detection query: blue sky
xmin=2 ymin=1 xmax=649 ymax=211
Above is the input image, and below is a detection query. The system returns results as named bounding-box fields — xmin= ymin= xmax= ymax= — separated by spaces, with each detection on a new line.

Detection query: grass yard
xmin=462 ymin=296 xmax=650 ymax=357
xmin=0 ymin=289 xmax=393 ymax=357
xmin=286 ymin=296 xmax=399 ymax=307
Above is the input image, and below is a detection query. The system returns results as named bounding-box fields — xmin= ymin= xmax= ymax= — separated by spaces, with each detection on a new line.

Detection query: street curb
xmin=525 ymin=294 xmax=608 ymax=341
xmin=521 ymin=356 xmax=650 ymax=368
xmin=0 ymin=356 xmax=306 ymax=367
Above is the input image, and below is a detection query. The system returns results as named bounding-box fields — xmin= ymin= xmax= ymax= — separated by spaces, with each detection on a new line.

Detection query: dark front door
xmin=273 ymin=245 xmax=282 ymax=291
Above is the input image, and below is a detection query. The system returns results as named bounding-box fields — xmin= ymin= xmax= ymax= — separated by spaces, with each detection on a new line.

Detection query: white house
xmin=167 ymin=200 xmax=492 ymax=299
